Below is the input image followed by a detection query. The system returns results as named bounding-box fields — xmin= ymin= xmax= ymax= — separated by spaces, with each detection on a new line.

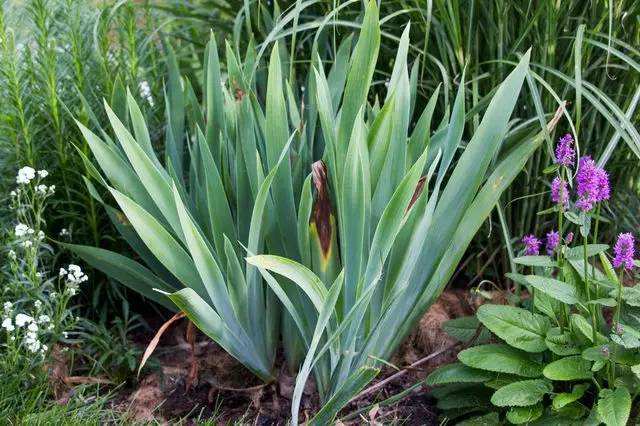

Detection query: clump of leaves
xmin=428 ymin=138 xmax=640 ymax=425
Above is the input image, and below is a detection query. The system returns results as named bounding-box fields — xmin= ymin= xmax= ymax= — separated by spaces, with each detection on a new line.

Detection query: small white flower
xmin=36 ymin=184 xmax=48 ymax=194
xmin=48 ymin=185 xmax=55 ymax=194
xmin=3 ymin=302 xmax=13 ymax=312
xmin=16 ymin=166 xmax=36 ymax=184
xmin=15 ymin=313 xmax=33 ymax=327
xmin=35 ymin=272 xmax=42 ymax=278
xmin=27 ymin=322 xmax=38 ymax=332
xmin=66 ymin=287 xmax=77 ymax=296
xmin=22 ymin=240 xmax=33 ymax=248
xmin=59 ymin=268 xmax=67 ymax=277
xmin=62 ymin=332 xmax=68 ymax=338
xmin=64 ymin=264 xmax=88 ymax=284
xmin=37 ymin=230 xmax=45 ymax=240
xmin=50 ymin=292 xmax=58 ymax=300
xmin=14 ymin=223 xmax=29 ymax=237
xmin=59 ymin=228 xmax=69 ymax=237
xmin=2 ymin=318 xmax=14 ymax=332
xmin=37 ymin=170 xmax=48 ymax=178
xmin=10 ymin=190 xmax=16 ymax=197
xmin=37 ymin=315 xmax=50 ymax=324
xmin=139 ymin=80 xmax=154 ymax=106
xmin=34 ymin=300 xmax=42 ymax=309
xmin=7 ymin=250 xmax=16 ymax=260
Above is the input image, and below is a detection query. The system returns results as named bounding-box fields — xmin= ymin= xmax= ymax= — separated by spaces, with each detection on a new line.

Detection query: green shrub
xmin=428 ymin=138 xmax=640 ymax=425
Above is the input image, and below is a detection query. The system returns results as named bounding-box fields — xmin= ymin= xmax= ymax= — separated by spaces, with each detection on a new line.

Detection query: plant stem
xmin=583 ymin=234 xmax=597 ymax=343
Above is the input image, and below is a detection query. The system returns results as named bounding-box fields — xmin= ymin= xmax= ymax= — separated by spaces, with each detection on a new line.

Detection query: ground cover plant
xmin=427 ymin=135 xmax=640 ymax=424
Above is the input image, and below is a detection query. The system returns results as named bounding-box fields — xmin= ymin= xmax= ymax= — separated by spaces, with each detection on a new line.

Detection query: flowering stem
xmin=615 ymin=269 xmax=624 ymax=326
xmin=583 ymin=234 xmax=598 ymax=343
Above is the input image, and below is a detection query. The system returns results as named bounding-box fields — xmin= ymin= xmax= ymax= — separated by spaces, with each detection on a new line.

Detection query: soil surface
xmin=58 ymin=289 xmax=487 ymax=424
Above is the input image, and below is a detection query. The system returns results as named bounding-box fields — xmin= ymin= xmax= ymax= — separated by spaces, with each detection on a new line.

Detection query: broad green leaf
xmin=458 ymin=344 xmax=543 ymax=377
xmin=565 ymin=244 xmax=609 ymax=260
xmin=543 ymin=356 xmax=592 ymax=381
xmin=545 ymin=328 xmax=581 ymax=356
xmin=457 ymin=412 xmax=500 ymax=426
xmin=506 ymin=403 xmax=543 ymax=424
xmin=553 ymin=383 xmax=589 ymax=410
xmin=426 ymin=363 xmax=495 ymax=385
xmin=596 ymin=387 xmax=631 ymax=426
xmin=525 ymin=275 xmax=581 ymax=304
xmin=477 ymin=305 xmax=550 ymax=352
xmin=513 ymin=256 xmax=557 ymax=268
xmin=491 ymin=379 xmax=552 ymax=407
xmin=443 ymin=316 xmax=488 ymax=342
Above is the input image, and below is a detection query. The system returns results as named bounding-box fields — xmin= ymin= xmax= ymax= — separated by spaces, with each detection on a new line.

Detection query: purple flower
xmin=613 ymin=232 xmax=635 ymax=270
xmin=522 ymin=234 xmax=541 ymax=256
xmin=594 ymin=168 xmax=610 ymax=202
xmin=555 ymin=133 xmax=575 ymax=167
xmin=565 ymin=232 xmax=574 ymax=244
xmin=551 ymin=177 xmax=569 ymax=208
xmin=576 ymin=156 xmax=609 ymax=211
xmin=546 ymin=230 xmax=560 ymax=255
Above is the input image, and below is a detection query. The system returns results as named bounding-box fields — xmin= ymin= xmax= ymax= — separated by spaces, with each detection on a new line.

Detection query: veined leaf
xmin=543 ymin=356 xmax=592 ymax=381
xmin=426 ymin=363 xmax=495 ymax=385
xmin=458 ymin=344 xmax=543 ymax=377
xmin=477 ymin=305 xmax=550 ymax=352
xmin=596 ymin=387 xmax=631 ymax=426
xmin=490 ymin=379 xmax=552 ymax=407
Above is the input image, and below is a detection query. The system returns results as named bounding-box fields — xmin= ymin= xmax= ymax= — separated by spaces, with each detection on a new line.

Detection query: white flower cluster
xmin=1 ymin=305 xmax=51 ymax=355
xmin=139 ymin=80 xmax=154 ymax=106
xmin=59 ymin=264 xmax=88 ymax=296
xmin=13 ymin=223 xmax=45 ymax=248
xmin=16 ymin=167 xmax=35 ymax=184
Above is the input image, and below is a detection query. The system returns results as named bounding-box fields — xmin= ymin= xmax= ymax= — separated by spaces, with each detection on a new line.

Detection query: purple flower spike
xmin=613 ymin=233 xmax=635 ymax=270
xmin=576 ymin=156 xmax=609 ymax=211
xmin=551 ymin=177 xmax=569 ymax=208
xmin=594 ymin=168 xmax=610 ymax=202
xmin=565 ymin=232 xmax=574 ymax=244
xmin=522 ymin=234 xmax=541 ymax=256
xmin=555 ymin=133 xmax=575 ymax=167
xmin=546 ymin=230 xmax=560 ymax=255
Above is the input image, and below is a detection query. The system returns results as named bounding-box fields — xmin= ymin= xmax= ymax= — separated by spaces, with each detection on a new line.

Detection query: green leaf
xmin=553 ymin=383 xmax=589 ymax=410
xmin=457 ymin=412 xmax=500 ymax=425
xmin=168 ymin=288 xmax=272 ymax=382
xmin=506 ymin=403 xmax=543 ymax=424
xmin=545 ymin=328 xmax=581 ymax=356
xmin=596 ymin=387 xmax=631 ymax=426
xmin=63 ymin=244 xmax=176 ymax=311
xmin=491 ymin=379 xmax=552 ymax=407
xmin=525 ymin=275 xmax=581 ymax=304
xmin=513 ymin=256 xmax=557 ymax=268
xmin=564 ymin=244 xmax=609 ymax=260
xmin=543 ymin=356 xmax=592 ymax=381
xmin=477 ymin=305 xmax=550 ymax=352
xmin=443 ymin=316 xmax=489 ymax=342
xmin=246 ymin=255 xmax=327 ymax=313
xmin=458 ymin=344 xmax=543 ymax=377
xmin=426 ymin=363 xmax=495 ymax=385
xmin=309 ymin=367 xmax=379 ymax=425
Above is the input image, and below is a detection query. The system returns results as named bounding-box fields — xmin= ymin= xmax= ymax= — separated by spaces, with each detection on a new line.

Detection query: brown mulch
xmin=54 ymin=289 xmax=491 ymax=424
